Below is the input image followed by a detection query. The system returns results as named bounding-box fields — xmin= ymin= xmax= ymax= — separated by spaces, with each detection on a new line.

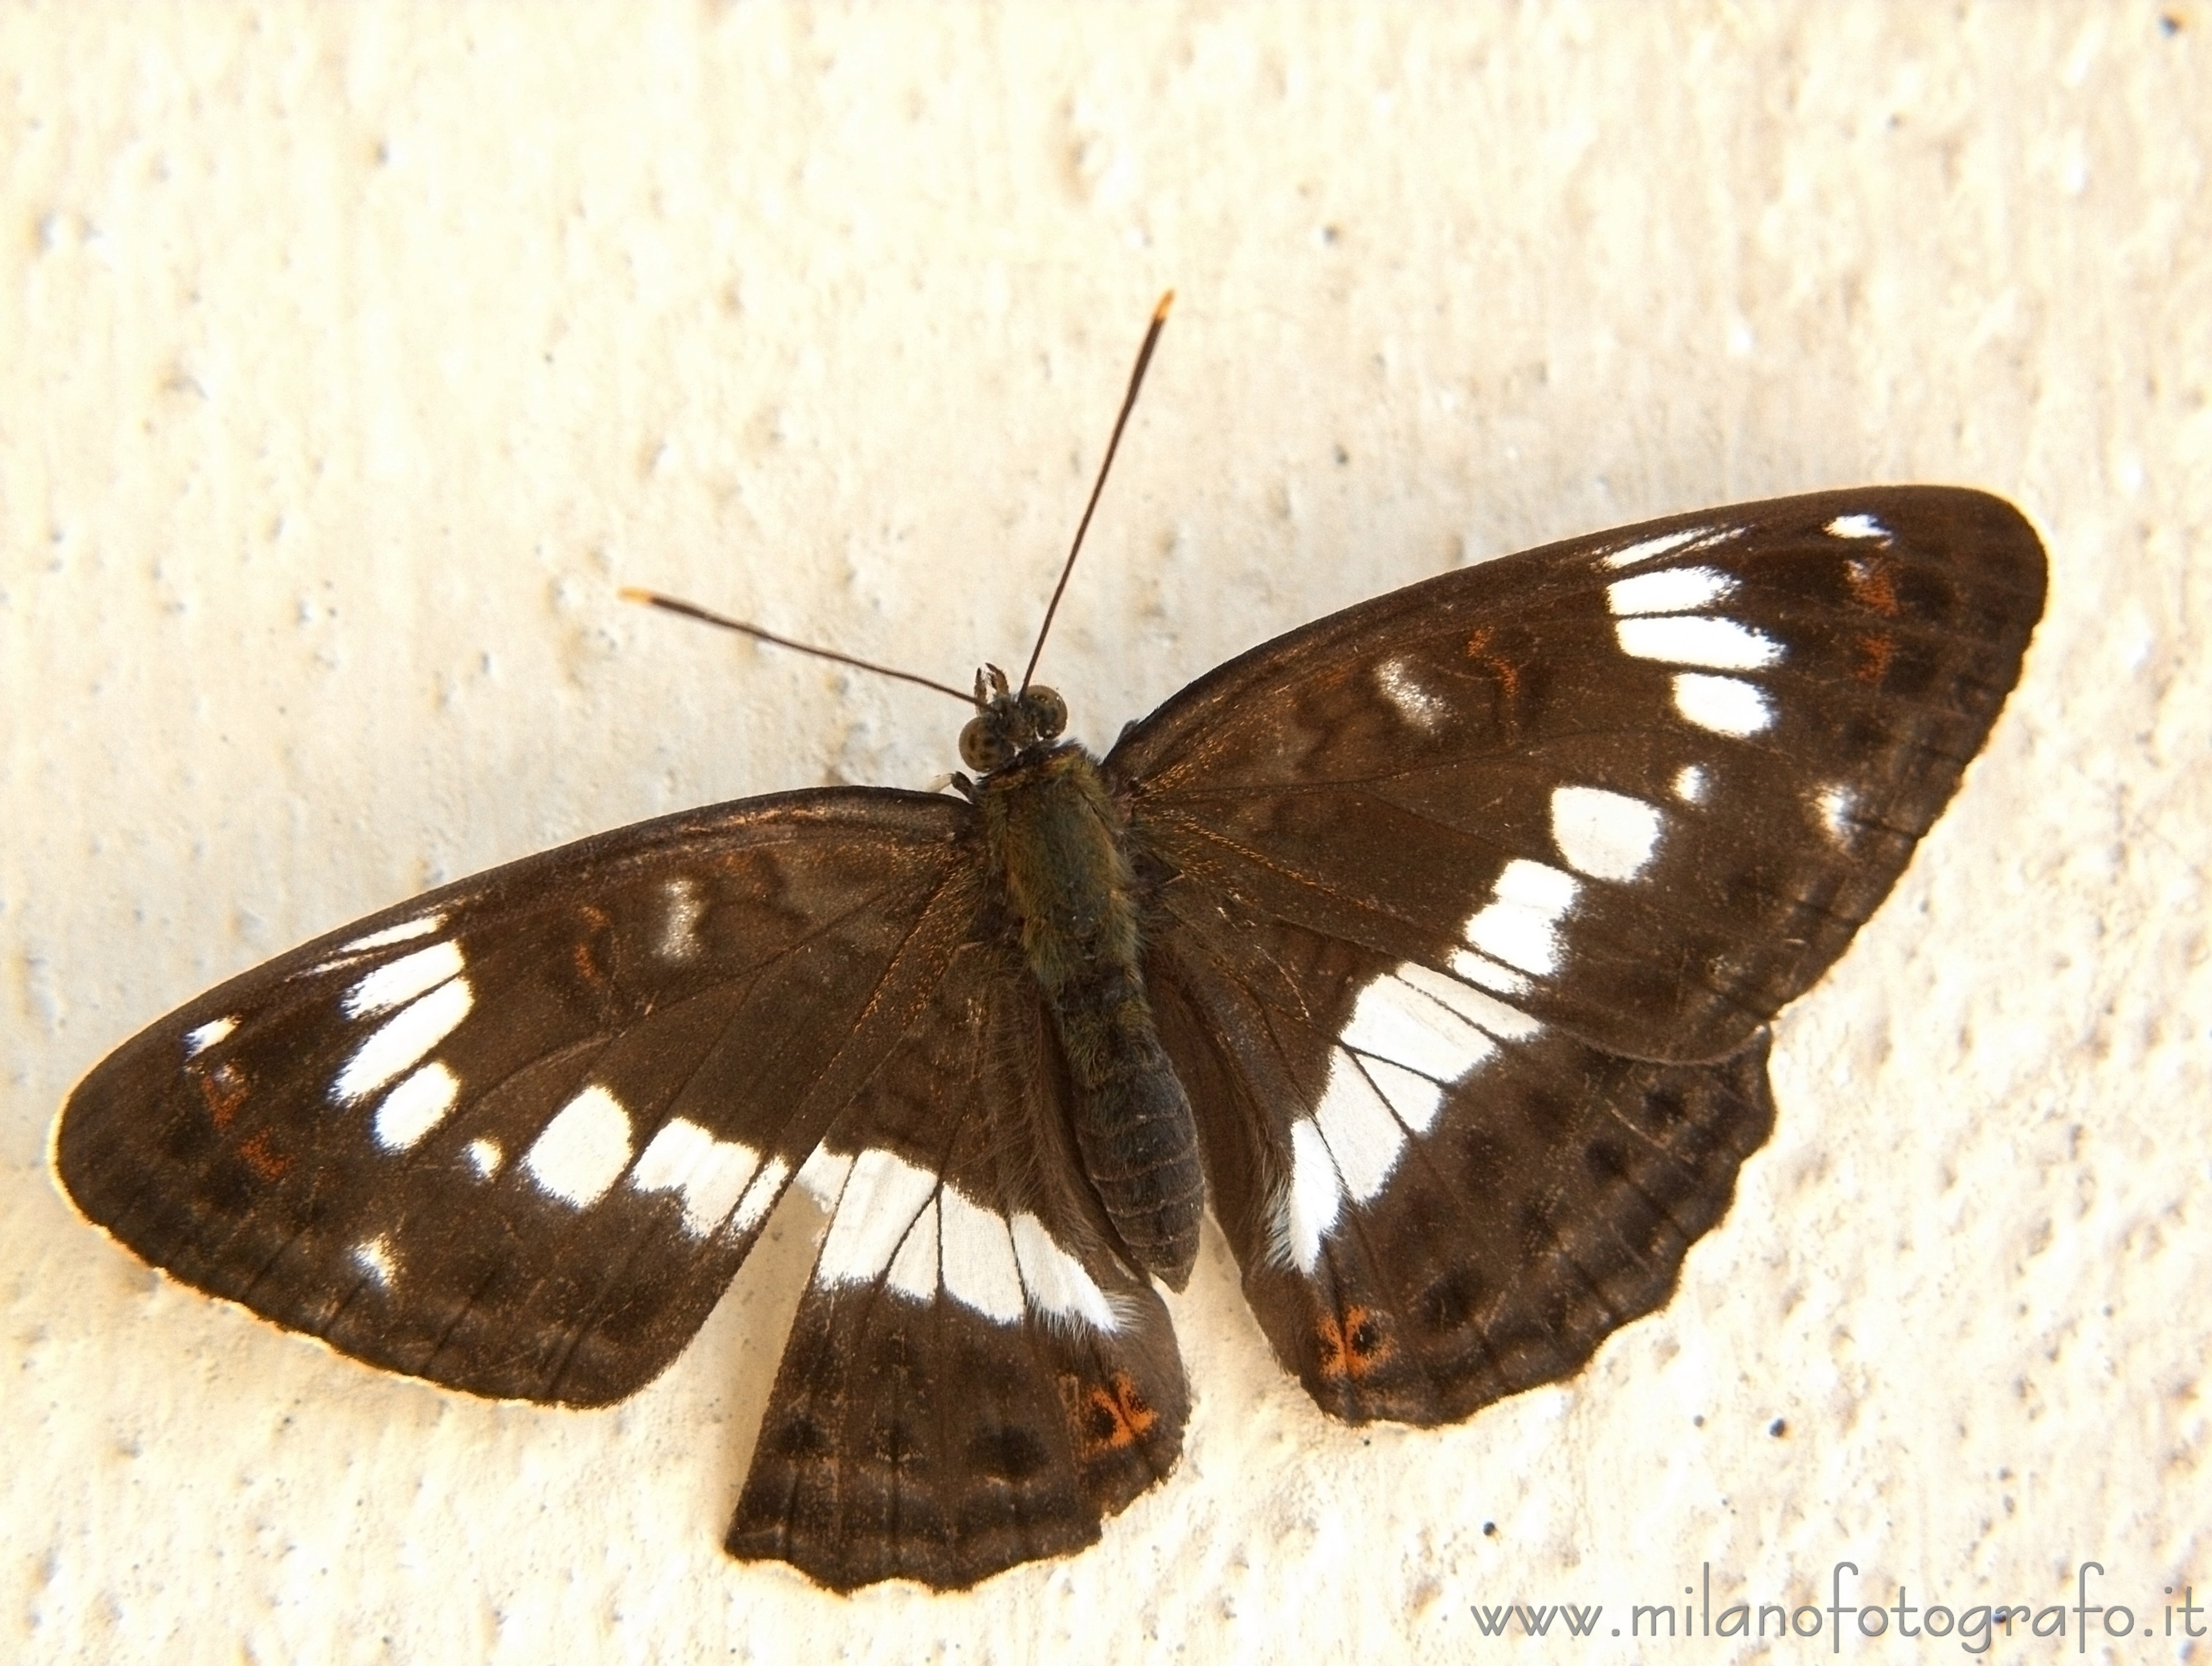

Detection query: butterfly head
xmin=959 ymin=664 xmax=1068 ymax=773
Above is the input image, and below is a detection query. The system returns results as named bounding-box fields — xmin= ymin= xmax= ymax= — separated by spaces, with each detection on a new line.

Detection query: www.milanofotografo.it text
xmin=1468 ymin=1563 xmax=2202 ymax=1652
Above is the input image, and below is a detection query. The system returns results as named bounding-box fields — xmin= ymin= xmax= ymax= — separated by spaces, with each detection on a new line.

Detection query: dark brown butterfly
xmin=53 ymin=304 xmax=2045 ymax=1591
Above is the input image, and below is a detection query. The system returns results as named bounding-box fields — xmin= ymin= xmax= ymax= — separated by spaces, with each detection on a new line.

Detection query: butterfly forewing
xmin=1115 ymin=486 xmax=2042 ymax=1420
xmin=1113 ymin=486 xmax=2045 ymax=1064
xmin=729 ymin=930 xmax=1186 ymax=1591
xmin=57 ymin=790 xmax=972 ymax=1405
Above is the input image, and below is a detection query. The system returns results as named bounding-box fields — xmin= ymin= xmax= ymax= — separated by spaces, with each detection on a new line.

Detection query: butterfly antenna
xmin=1018 ymin=289 xmax=1174 ymax=694
xmin=618 ymin=589 xmax=974 ymax=705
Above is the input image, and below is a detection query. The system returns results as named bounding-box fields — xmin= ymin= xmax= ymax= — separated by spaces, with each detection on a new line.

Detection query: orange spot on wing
xmin=1062 ymin=1369 xmax=1157 ymax=1456
xmin=1845 ymin=554 xmax=1901 ymax=617
xmin=1316 ymin=1305 xmax=1394 ymax=1380
xmin=236 ymin=1129 xmax=290 ymax=1181
xmin=195 ymin=1062 xmax=249 ymax=1129
xmin=1853 ymin=630 xmax=1895 ymax=686
xmin=1465 ymin=626 xmax=1523 ymax=699
xmin=573 ymin=906 xmax=613 ymax=985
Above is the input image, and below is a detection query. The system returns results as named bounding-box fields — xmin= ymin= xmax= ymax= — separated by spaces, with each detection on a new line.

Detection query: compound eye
xmin=959 ymin=716 xmax=1013 ymax=773
xmin=1020 ymin=685 xmax=1067 ymax=740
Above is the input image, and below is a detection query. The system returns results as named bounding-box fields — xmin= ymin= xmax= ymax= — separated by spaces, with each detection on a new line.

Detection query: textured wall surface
xmin=4 ymin=5 xmax=2206 ymax=1661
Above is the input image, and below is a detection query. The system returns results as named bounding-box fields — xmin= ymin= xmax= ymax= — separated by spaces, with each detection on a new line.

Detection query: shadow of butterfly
xmin=54 ymin=316 xmax=2045 ymax=1590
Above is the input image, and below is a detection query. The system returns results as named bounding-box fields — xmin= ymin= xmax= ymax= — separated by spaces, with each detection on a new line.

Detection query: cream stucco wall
xmin=4 ymin=6 xmax=2206 ymax=1662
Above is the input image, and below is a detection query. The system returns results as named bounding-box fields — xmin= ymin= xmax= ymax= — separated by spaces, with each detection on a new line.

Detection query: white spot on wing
xmin=1826 ymin=513 xmax=1889 ymax=540
xmin=1606 ymin=566 xmax=1734 ymax=615
xmin=1672 ymin=672 xmax=1775 ymax=736
xmin=1550 ymin=784 xmax=1665 ymax=882
xmin=372 ymin=1062 xmax=459 ymax=1152
xmin=1394 ymin=959 xmax=1542 ymax=1044
xmin=344 ymin=940 xmax=466 ymax=1019
xmin=1601 ymin=526 xmax=1710 ymax=570
xmin=1340 ymin=972 xmax=1494 ymax=1084
xmin=1376 ymin=656 xmax=1449 ymax=731
xmin=815 ymin=1148 xmax=937 ymax=1287
xmin=1461 ymin=858 xmax=1581 ymax=976
xmin=656 ymin=877 xmax=704 ymax=962
xmin=1011 ymin=1212 xmax=1120 ymax=1333
xmin=338 ymin=915 xmax=445 ymax=957
xmin=730 ymin=1154 xmax=789 ymax=1238
xmin=1312 ymin=1061 xmax=1407 ymax=1204
xmin=1814 ymin=782 xmax=1858 ymax=846
xmin=1672 ymin=764 xmax=1709 ymax=803
xmin=1364 ymin=1056 xmax=1446 ymax=1131
xmin=884 ymin=1197 xmax=939 ymax=1301
xmin=1616 ymin=614 xmax=1781 ymax=672
xmin=465 ymin=1137 xmax=503 ymax=1179
xmin=523 ymin=1085 xmax=633 ymax=1208
xmin=796 ymin=1146 xmax=854 ymax=1209
xmin=332 ymin=978 xmax=474 ymax=1105
xmin=797 ymin=1151 xmax=1119 ymax=1331
xmin=940 ymin=1188 xmax=1025 ymax=1323
xmin=1445 ymin=947 xmax=1530 ymax=996
xmin=1275 ymin=1119 xmax=1346 ymax=1273
xmin=351 ymin=1236 xmax=397 ymax=1288
xmin=630 ymin=1118 xmax=763 ymax=1237
xmin=184 ymin=1016 xmax=238 ymax=1057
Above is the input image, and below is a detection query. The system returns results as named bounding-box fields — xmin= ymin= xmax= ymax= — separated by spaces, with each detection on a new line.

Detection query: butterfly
xmin=53 ymin=305 xmax=2046 ymax=1592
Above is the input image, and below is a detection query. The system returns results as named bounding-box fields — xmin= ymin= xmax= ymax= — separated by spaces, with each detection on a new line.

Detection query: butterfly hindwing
xmin=728 ymin=929 xmax=1186 ymax=1591
xmin=56 ymin=790 xmax=974 ymax=1406
xmin=1116 ymin=486 xmax=2042 ymax=1421
xmin=1150 ymin=900 xmax=1775 ymax=1423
